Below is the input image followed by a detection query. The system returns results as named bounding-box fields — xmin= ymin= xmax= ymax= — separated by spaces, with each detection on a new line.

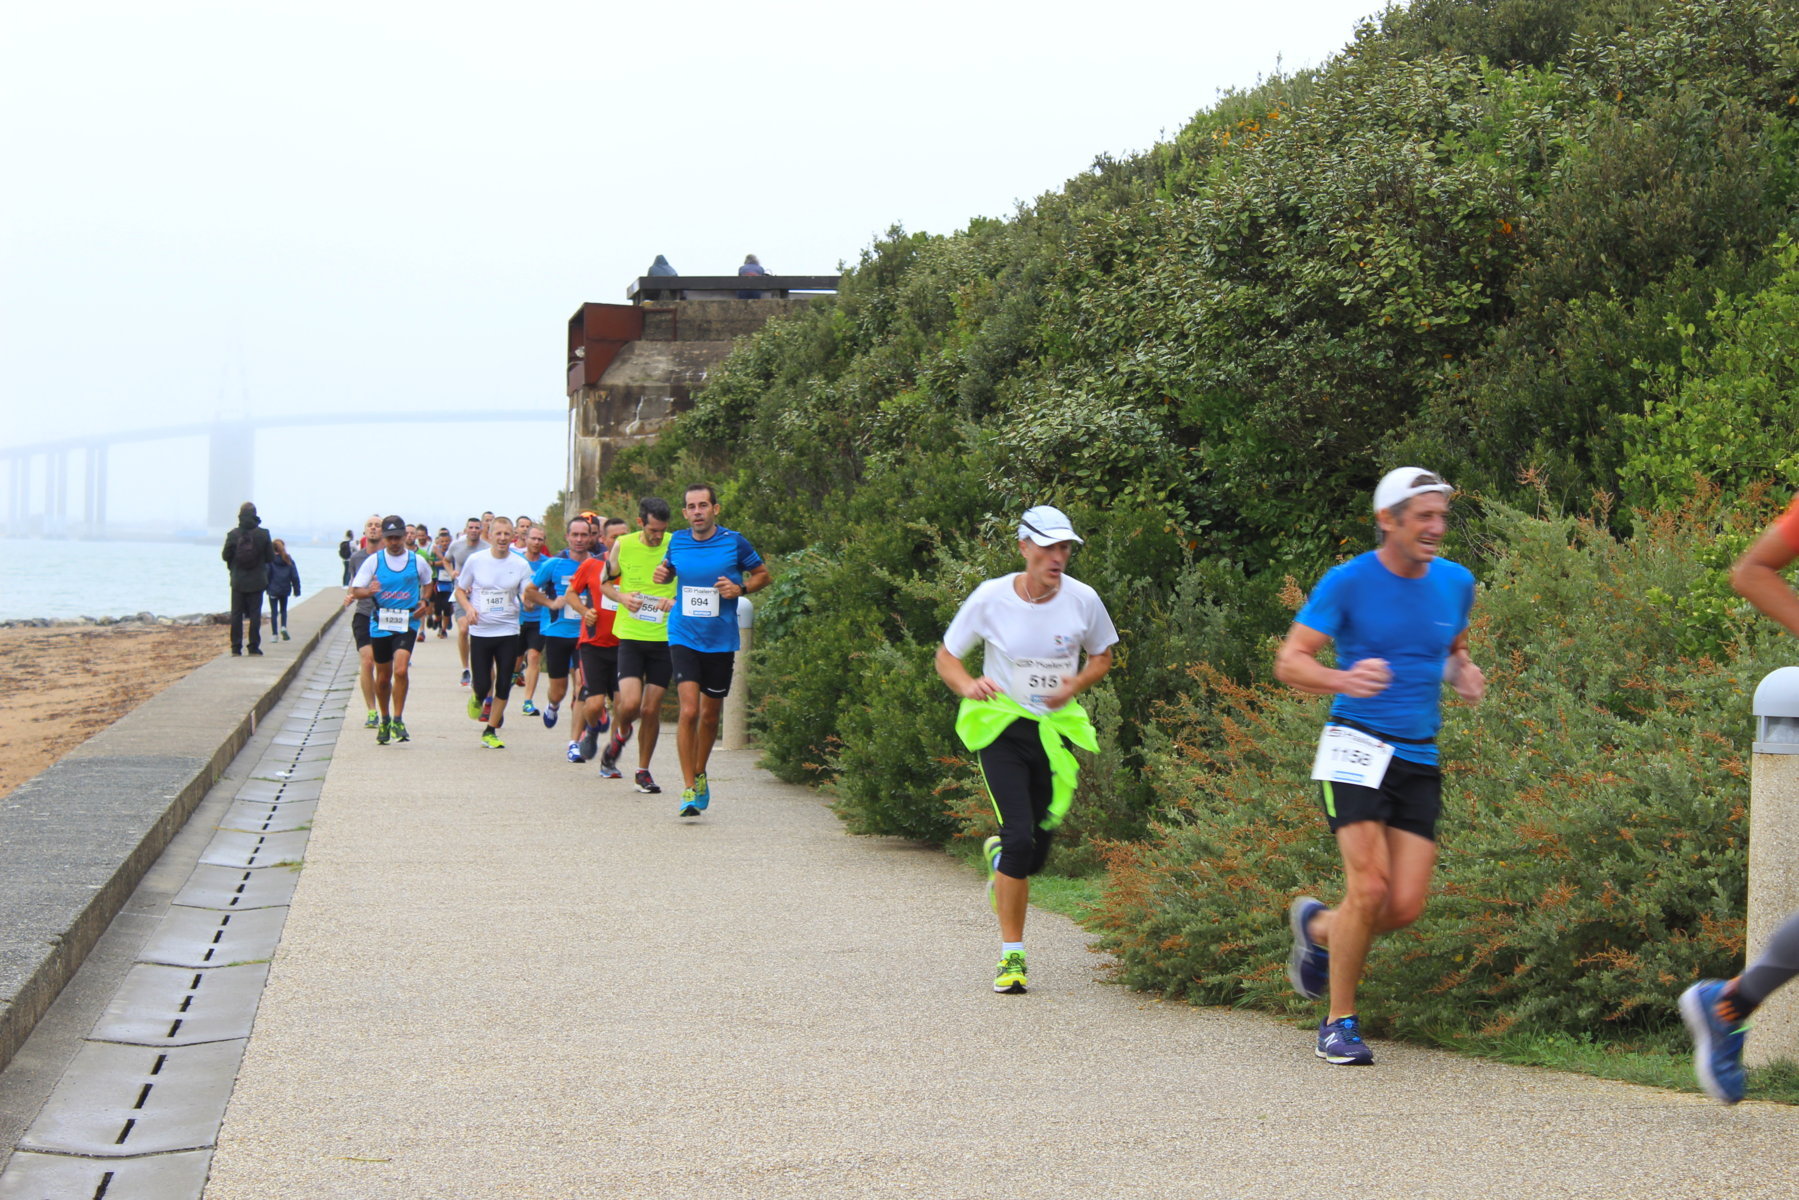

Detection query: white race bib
xmin=600 ymin=595 xmax=618 ymax=612
xmin=377 ymin=607 xmax=409 ymax=633
xmin=478 ymin=587 xmax=507 ymax=612
xmin=995 ymin=649 xmax=1077 ymax=715
xmin=682 ymin=585 xmax=720 ymax=619
xmin=1310 ymin=724 xmax=1395 ymax=788
xmin=632 ymin=599 xmax=665 ymax=624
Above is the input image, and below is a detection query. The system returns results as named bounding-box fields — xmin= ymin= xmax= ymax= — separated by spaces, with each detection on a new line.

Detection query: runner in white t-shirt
xmin=452 ymin=517 xmax=534 ymax=749
xmin=935 ymin=505 xmax=1118 ymax=995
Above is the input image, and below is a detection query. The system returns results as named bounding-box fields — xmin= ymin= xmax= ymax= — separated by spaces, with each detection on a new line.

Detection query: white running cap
xmin=1373 ymin=467 xmax=1453 ymax=514
xmin=1018 ymin=505 xmax=1084 ymax=546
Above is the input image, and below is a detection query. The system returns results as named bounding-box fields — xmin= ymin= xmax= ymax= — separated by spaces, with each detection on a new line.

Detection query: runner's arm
xmin=1734 ymin=524 xmax=1799 ymax=638
xmin=934 ymin=644 xmax=1000 ymax=701
xmin=1444 ymin=630 xmax=1485 ymax=704
xmin=1273 ymin=623 xmax=1391 ymax=698
xmin=717 ymin=563 xmax=771 ymax=600
xmin=1043 ymin=649 xmax=1113 ymax=711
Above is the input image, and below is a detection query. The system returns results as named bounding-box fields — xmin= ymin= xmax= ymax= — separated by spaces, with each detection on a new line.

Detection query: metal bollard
xmin=723 ymin=597 xmax=754 ymax=750
xmin=1747 ymin=667 xmax=1799 ymax=1066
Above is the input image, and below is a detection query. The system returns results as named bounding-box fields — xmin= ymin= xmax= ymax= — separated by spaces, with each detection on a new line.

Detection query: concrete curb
xmin=0 ymin=590 xmax=344 ymax=1074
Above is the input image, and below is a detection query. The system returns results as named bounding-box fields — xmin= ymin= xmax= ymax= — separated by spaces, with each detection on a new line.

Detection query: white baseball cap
xmin=1018 ymin=505 xmax=1083 ymax=546
xmin=1373 ymin=467 xmax=1453 ymax=514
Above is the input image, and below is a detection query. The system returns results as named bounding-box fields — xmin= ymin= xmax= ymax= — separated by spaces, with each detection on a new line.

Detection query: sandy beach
xmin=0 ymin=623 xmax=228 ymax=799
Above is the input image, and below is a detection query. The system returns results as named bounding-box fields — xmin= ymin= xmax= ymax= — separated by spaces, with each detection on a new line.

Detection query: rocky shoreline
xmin=0 ymin=611 xmax=229 ymax=629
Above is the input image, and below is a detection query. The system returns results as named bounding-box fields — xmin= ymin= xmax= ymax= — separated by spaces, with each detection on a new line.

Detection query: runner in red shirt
xmin=564 ymin=516 xmax=630 ymax=778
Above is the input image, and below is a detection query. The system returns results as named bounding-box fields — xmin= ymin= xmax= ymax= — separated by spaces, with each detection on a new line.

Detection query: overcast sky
xmin=2 ymin=0 xmax=1383 ymax=538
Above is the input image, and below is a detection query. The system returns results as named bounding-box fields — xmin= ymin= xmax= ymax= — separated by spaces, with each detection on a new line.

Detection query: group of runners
xmin=935 ymin=474 xmax=1799 ymax=1104
xmin=331 ymin=471 xmax=1799 ymax=1097
xmin=339 ymin=487 xmax=767 ymax=818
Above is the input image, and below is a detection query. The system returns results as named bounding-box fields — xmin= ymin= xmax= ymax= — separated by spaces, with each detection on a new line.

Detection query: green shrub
xmin=829 ymin=638 xmax=964 ymax=843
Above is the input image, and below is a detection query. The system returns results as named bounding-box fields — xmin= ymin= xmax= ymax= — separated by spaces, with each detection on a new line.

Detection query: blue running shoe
xmin=1316 ymin=1015 xmax=1373 ymax=1065
xmin=1288 ymin=896 xmax=1330 ymax=1000
xmin=521 ymin=699 xmax=538 ymax=717
xmin=597 ymin=762 xmax=622 ymax=779
xmin=542 ymin=702 xmax=558 ymax=729
xmin=693 ymin=771 xmax=710 ymax=811
xmin=567 ymin=740 xmax=583 ymax=764
xmin=1680 ymin=980 xmax=1748 ymax=1104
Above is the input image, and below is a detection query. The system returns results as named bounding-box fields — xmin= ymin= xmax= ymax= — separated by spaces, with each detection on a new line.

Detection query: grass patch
xmin=1023 ymin=872 xmax=1105 ymax=923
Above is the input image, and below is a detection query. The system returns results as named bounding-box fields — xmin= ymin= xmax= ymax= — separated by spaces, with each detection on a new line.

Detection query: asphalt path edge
xmin=0 ymin=589 xmax=343 ymax=1074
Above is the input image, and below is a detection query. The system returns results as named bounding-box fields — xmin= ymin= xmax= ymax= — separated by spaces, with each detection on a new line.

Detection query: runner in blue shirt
xmin=513 ymin=528 xmax=549 ymax=717
xmin=524 ymin=516 xmax=596 ymax=734
xmin=652 ymin=483 xmax=770 ymax=817
xmin=1273 ymin=468 xmax=1486 ymax=1067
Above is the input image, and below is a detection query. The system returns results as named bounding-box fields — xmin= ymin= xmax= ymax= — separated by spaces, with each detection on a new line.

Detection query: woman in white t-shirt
xmin=452 ymin=517 xmax=535 ymax=749
xmin=935 ymin=505 xmax=1119 ymax=995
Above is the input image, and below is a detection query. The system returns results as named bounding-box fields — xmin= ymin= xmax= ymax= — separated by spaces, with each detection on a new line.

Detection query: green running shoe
xmin=376 ymin=720 xmax=391 ymax=745
xmin=993 ymin=950 xmax=1028 ymax=994
xmin=467 ymin=694 xmax=483 ymax=721
xmin=678 ymin=787 xmax=700 ymax=818
xmin=982 ymin=834 xmax=1002 ymax=913
xmin=693 ymin=772 xmax=710 ymax=811
xmin=481 ymin=730 xmax=505 ymax=749
xmin=390 ymin=719 xmax=409 ymax=743
xmin=365 ymin=709 xmax=380 ymax=728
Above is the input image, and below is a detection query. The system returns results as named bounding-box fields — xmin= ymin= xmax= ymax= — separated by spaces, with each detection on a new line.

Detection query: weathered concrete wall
xmin=567 ymin=298 xmax=819 ymax=508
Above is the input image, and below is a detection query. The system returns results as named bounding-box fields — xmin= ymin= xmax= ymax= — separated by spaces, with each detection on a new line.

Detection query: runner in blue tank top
xmin=348 ymin=514 xmax=432 ymax=745
xmin=652 ymin=483 xmax=770 ymax=817
xmin=1274 ymin=469 xmax=1485 ymax=1067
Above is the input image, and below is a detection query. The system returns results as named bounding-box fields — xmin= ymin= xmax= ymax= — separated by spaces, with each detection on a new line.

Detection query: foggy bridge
xmin=1 ymin=411 xmax=565 ymax=535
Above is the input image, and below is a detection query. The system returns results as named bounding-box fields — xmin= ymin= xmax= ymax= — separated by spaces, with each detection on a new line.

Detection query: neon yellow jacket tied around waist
xmin=954 ymin=693 xmax=1099 ymax=831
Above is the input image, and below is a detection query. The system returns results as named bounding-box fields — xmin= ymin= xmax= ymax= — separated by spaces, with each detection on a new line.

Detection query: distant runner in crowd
xmin=566 ymin=516 xmax=626 ymax=776
xmin=425 ymin=528 xmax=455 ymax=639
xmin=936 ymin=505 xmax=1117 ymax=995
xmin=1679 ymin=495 xmax=1799 ymax=1104
xmin=344 ymin=516 xmax=383 ymax=727
xmin=653 ymin=484 xmax=769 ymax=817
xmin=266 ymin=539 xmax=301 ymax=643
xmin=453 ymin=516 xmax=533 ymax=749
xmin=348 ymin=515 xmax=432 ymax=744
xmin=515 ymin=524 xmax=550 ymax=715
xmin=446 ymin=516 xmax=488 ymax=687
xmin=222 ymin=500 xmax=274 ymax=657
xmin=1275 ymin=469 xmax=1483 ymax=1067
xmin=524 ymin=516 xmax=594 ymax=733
xmin=599 ymin=497 xmax=676 ymax=794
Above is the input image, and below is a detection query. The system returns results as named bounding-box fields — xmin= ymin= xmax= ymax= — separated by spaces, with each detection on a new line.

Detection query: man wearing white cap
xmin=936 ymin=505 xmax=1119 ymax=994
xmin=1274 ymin=468 xmax=1485 ymax=1065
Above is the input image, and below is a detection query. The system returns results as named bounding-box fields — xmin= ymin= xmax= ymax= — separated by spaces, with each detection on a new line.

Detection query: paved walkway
xmin=205 ymin=639 xmax=1799 ymax=1199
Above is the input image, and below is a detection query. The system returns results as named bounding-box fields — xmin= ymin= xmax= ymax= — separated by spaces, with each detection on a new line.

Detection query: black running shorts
xmin=1319 ymin=756 xmax=1443 ymax=841
xmin=669 ymin=644 xmax=734 ymax=698
xmin=578 ymin=643 xmax=618 ymax=697
xmin=543 ymin=635 xmax=579 ymax=680
xmin=615 ymin=640 xmax=671 ymax=689
xmin=370 ymin=629 xmax=418 ymax=665
xmin=352 ymin=612 xmax=373 ymax=649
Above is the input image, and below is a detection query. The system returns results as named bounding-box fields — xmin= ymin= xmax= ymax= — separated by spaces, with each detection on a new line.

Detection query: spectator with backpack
xmin=222 ymin=501 xmax=274 ymax=656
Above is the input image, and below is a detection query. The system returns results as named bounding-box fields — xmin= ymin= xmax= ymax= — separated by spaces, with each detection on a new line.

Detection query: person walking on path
xmin=348 ymin=515 xmax=432 ymax=744
xmin=598 ymin=497 xmax=676 ymax=793
xmin=338 ymin=529 xmax=354 ymax=585
xmin=652 ymin=484 xmax=769 ymax=817
xmin=934 ymin=505 xmax=1118 ymax=995
xmin=1678 ymin=496 xmax=1799 ymax=1104
xmin=1275 ymin=468 xmax=1485 ymax=1066
xmin=266 ymin=539 xmax=302 ymax=642
xmin=222 ymin=501 xmax=274 ymax=657
xmin=453 ymin=516 xmax=534 ymax=749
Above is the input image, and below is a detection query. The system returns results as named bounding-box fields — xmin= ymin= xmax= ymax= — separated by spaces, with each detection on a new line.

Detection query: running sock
xmin=1001 ymin=942 xmax=1024 ymax=956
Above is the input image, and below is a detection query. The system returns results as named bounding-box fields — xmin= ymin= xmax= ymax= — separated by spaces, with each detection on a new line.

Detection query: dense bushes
xmin=1094 ymin=500 xmax=1784 ymax=1043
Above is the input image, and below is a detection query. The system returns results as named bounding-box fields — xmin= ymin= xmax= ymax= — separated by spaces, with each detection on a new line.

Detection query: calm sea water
xmin=0 ymin=538 xmax=351 ymax=621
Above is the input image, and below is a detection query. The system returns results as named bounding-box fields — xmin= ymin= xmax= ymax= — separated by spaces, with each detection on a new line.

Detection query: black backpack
xmin=234 ymin=528 xmax=263 ymax=570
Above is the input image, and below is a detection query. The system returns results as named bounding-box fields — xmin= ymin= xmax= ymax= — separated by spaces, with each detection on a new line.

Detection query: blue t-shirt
xmin=514 ymin=550 xmax=544 ymax=623
xmin=664 ymin=527 xmax=764 ymax=653
xmin=531 ymin=552 xmax=586 ymax=639
xmin=1293 ymin=551 xmax=1475 ymax=765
